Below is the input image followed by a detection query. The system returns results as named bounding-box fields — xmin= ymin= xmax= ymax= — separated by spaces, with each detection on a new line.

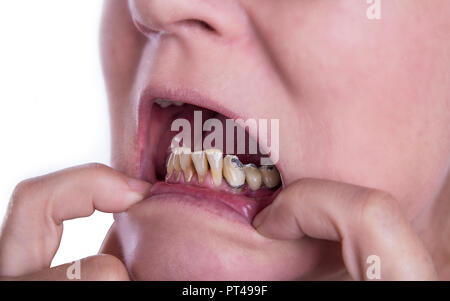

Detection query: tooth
xmin=172 ymin=148 xmax=183 ymax=180
xmin=155 ymin=98 xmax=185 ymax=108
xmin=244 ymin=164 xmax=262 ymax=191
xmin=259 ymin=165 xmax=281 ymax=189
xmin=205 ymin=149 xmax=223 ymax=187
xmin=179 ymin=147 xmax=194 ymax=183
xmin=166 ymin=152 xmax=175 ymax=177
xmin=223 ymin=155 xmax=245 ymax=188
xmin=191 ymin=151 xmax=208 ymax=184
xmin=155 ymin=98 xmax=172 ymax=108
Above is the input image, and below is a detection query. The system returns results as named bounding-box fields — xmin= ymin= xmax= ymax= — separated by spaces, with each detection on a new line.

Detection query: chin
xmin=110 ymin=194 xmax=339 ymax=280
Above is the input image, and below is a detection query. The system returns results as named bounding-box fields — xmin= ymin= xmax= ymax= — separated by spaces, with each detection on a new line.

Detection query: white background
xmin=0 ymin=1 xmax=113 ymax=266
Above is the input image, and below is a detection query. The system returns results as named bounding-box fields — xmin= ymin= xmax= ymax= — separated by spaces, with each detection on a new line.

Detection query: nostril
xmin=195 ymin=20 xmax=215 ymax=32
xmin=181 ymin=19 xmax=218 ymax=34
xmin=134 ymin=18 xmax=218 ymax=38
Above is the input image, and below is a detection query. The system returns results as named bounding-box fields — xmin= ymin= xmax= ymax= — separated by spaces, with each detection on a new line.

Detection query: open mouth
xmin=137 ymin=91 xmax=282 ymax=224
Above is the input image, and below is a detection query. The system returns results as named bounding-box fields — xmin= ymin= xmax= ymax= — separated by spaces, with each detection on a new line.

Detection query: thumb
xmin=6 ymin=255 xmax=130 ymax=281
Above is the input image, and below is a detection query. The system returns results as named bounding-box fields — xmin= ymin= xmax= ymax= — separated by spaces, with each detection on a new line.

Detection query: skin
xmin=0 ymin=0 xmax=449 ymax=280
xmin=0 ymin=164 xmax=150 ymax=280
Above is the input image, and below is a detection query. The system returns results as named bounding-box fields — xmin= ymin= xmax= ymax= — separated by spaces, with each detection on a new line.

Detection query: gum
xmin=165 ymin=170 xmax=278 ymax=198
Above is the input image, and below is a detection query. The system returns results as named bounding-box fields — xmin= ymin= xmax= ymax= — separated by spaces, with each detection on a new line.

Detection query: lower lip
xmin=146 ymin=182 xmax=275 ymax=224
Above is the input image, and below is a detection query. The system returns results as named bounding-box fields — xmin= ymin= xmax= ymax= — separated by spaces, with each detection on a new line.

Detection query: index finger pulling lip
xmin=251 ymin=178 xmax=437 ymax=280
xmin=0 ymin=163 xmax=151 ymax=277
xmin=45 ymin=163 xmax=151 ymax=222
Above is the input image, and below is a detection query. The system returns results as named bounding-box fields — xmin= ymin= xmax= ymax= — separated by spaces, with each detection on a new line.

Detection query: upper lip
xmin=138 ymin=85 xmax=243 ymax=122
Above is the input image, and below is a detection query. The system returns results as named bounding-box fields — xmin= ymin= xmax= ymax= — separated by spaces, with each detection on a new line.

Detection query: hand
xmin=0 ymin=163 xmax=151 ymax=280
xmin=253 ymin=178 xmax=437 ymax=280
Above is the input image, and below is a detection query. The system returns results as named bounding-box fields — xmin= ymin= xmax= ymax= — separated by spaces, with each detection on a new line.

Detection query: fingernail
xmin=127 ymin=177 xmax=151 ymax=198
xmin=252 ymin=206 xmax=270 ymax=228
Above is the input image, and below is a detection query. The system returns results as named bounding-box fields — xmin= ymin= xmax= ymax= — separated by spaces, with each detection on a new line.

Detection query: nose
xmin=128 ymin=0 xmax=249 ymax=41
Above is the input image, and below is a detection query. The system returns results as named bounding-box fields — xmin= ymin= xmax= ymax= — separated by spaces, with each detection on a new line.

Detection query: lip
xmin=139 ymin=86 xmax=244 ymax=122
xmin=147 ymin=182 xmax=277 ymax=223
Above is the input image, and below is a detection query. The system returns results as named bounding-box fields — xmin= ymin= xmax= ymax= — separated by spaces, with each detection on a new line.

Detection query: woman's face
xmin=100 ymin=0 xmax=450 ymax=280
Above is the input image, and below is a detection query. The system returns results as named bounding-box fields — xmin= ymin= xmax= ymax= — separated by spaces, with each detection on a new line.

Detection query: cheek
xmin=282 ymin=2 xmax=449 ymax=218
xmin=101 ymin=1 xmax=148 ymax=176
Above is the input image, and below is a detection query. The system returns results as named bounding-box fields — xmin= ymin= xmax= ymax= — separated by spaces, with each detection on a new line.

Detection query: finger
xmin=253 ymin=179 xmax=437 ymax=280
xmin=1 ymin=255 xmax=130 ymax=281
xmin=0 ymin=163 xmax=150 ymax=277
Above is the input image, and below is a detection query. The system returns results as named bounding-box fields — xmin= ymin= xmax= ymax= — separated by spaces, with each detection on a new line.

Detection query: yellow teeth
xmin=205 ymin=149 xmax=223 ymax=187
xmin=166 ymin=152 xmax=175 ymax=177
xmin=259 ymin=165 xmax=281 ymax=189
xmin=172 ymin=148 xmax=183 ymax=180
xmin=223 ymin=155 xmax=245 ymax=188
xmin=244 ymin=164 xmax=262 ymax=191
xmin=179 ymin=147 xmax=194 ymax=183
xmin=167 ymin=149 xmax=281 ymax=190
xmin=191 ymin=150 xmax=208 ymax=184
